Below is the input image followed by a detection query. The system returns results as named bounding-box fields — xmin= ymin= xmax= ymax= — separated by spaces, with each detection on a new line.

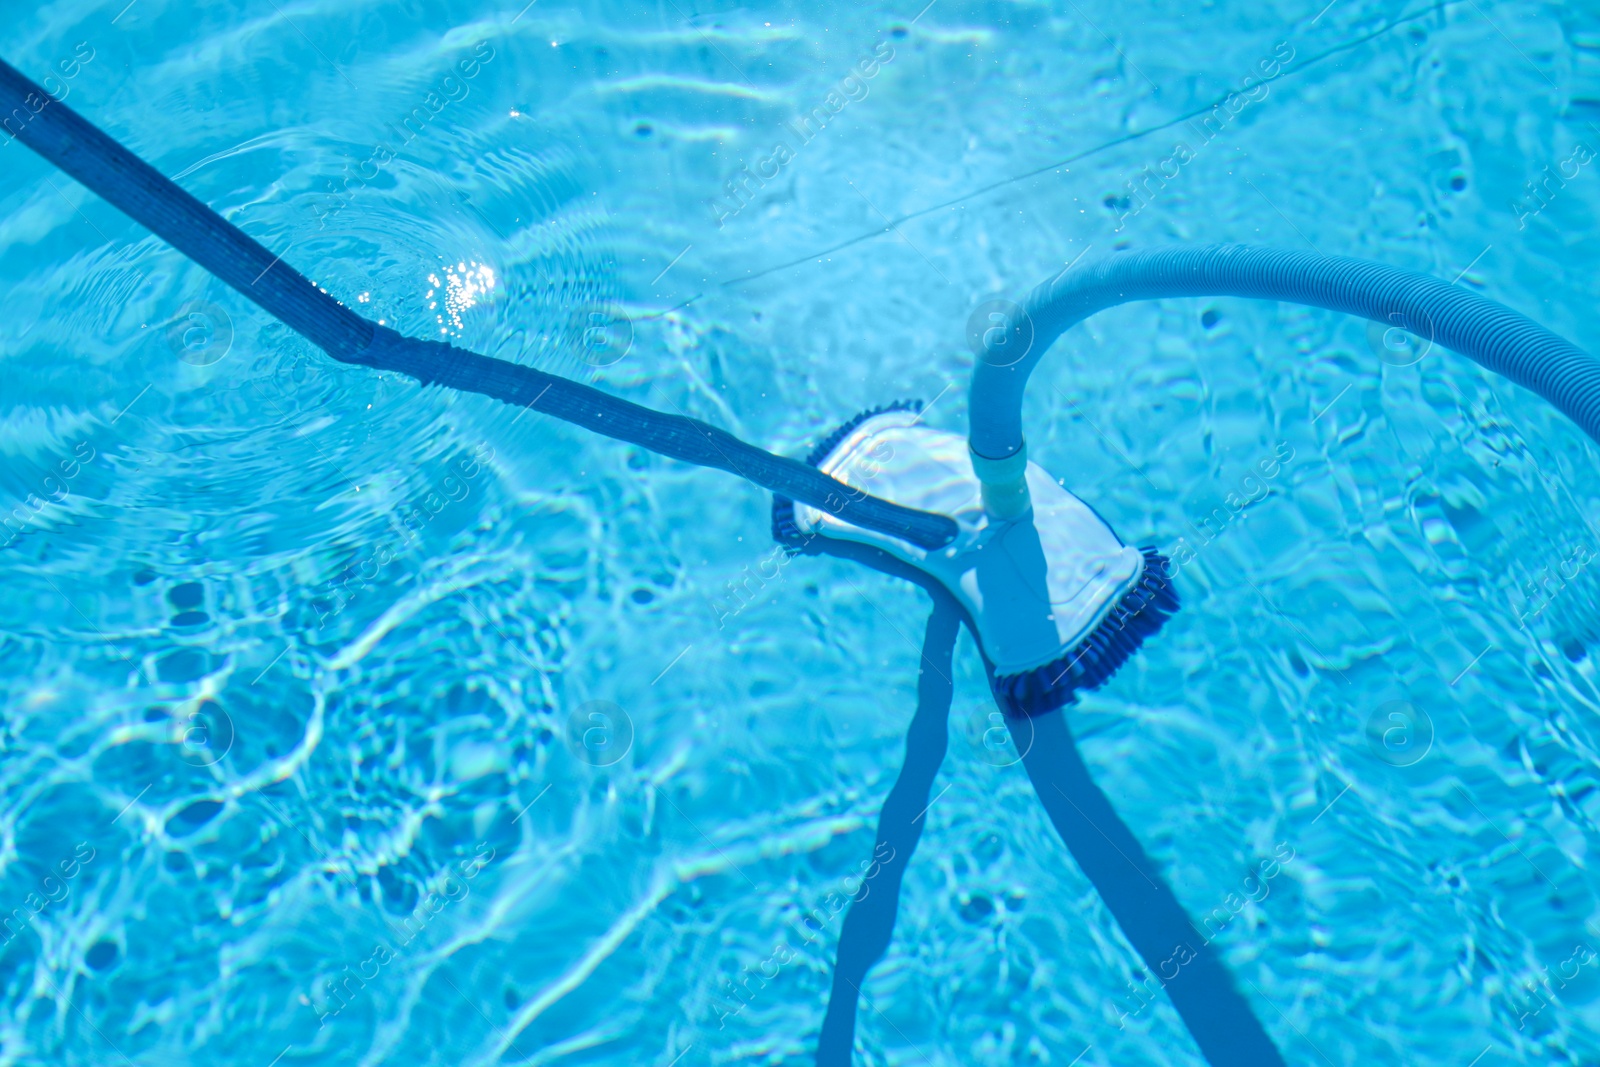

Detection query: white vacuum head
xmin=774 ymin=408 xmax=1177 ymax=712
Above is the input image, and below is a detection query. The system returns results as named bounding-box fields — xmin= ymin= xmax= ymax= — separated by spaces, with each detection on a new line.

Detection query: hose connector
xmin=970 ymin=440 xmax=1031 ymax=521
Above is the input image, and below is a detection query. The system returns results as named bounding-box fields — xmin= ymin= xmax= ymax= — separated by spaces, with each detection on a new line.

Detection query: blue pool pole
xmin=968 ymin=245 xmax=1600 ymax=465
xmin=0 ymin=58 xmax=958 ymax=551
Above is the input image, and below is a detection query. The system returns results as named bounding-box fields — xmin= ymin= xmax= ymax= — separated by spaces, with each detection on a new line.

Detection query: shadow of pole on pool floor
xmin=815 ymin=596 xmax=959 ymax=1065
xmin=815 ymin=592 xmax=1287 ymax=1067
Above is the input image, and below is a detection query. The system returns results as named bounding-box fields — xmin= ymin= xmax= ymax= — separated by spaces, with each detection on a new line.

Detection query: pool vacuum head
xmin=774 ymin=406 xmax=1178 ymax=714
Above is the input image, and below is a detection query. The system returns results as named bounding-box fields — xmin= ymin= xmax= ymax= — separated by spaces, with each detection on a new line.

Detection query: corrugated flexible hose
xmin=969 ymin=244 xmax=1600 ymax=461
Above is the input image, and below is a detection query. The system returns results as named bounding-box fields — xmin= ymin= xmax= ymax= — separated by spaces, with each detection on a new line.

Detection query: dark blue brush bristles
xmin=993 ymin=547 xmax=1179 ymax=716
xmin=771 ymin=401 xmax=922 ymax=549
xmin=770 ymin=495 xmax=807 ymax=548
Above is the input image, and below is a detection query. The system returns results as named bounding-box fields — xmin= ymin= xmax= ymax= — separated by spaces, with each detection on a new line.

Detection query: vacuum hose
xmin=969 ymin=244 xmax=1600 ymax=462
xmin=0 ymin=58 xmax=958 ymax=552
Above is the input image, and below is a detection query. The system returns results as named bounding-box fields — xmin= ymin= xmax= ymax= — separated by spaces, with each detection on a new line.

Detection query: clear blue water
xmin=3 ymin=1 xmax=1600 ymax=1064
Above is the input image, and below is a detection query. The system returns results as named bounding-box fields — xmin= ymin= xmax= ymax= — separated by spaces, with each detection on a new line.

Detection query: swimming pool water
xmin=3 ymin=1 xmax=1600 ymax=1064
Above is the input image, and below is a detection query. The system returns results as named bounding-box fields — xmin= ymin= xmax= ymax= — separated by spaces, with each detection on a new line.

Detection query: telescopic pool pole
xmin=0 ymin=58 xmax=958 ymax=552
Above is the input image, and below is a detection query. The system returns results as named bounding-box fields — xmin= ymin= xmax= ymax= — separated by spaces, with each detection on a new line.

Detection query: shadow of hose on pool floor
xmin=813 ymin=580 xmax=1286 ymax=1067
